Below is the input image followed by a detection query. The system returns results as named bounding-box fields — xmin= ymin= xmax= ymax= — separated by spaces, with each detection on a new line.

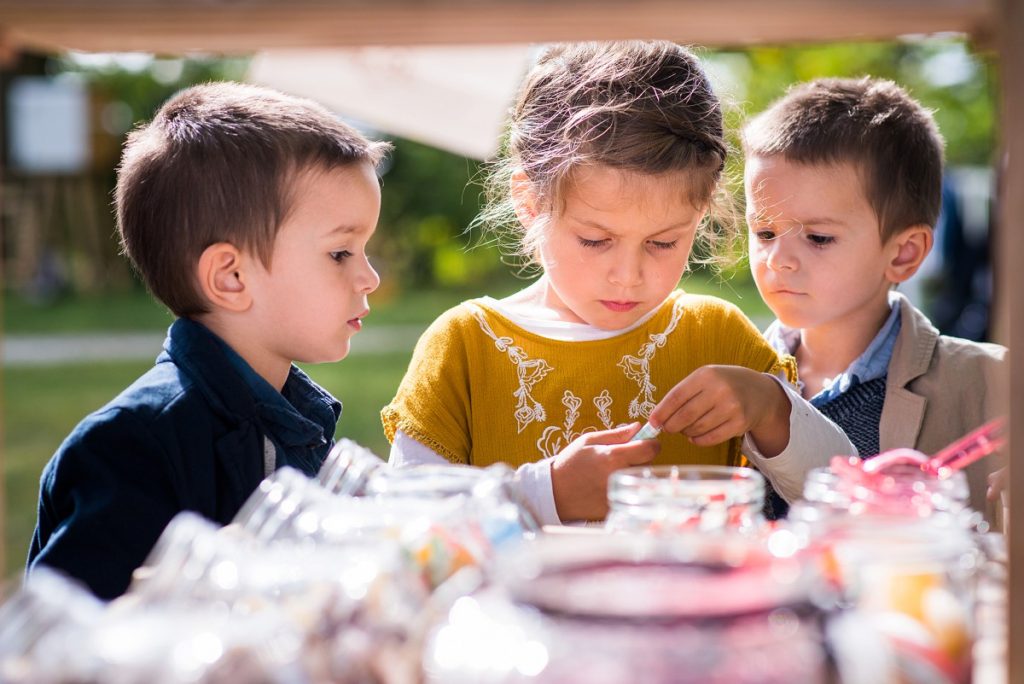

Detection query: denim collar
xmin=159 ymin=318 xmax=341 ymax=472
xmin=764 ymin=291 xmax=902 ymax=407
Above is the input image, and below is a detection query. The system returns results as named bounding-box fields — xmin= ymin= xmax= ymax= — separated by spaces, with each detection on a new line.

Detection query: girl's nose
xmin=609 ymin=249 xmax=643 ymax=287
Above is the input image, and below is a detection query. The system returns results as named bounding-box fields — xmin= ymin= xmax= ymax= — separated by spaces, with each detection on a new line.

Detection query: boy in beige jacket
xmin=742 ymin=77 xmax=1006 ymax=524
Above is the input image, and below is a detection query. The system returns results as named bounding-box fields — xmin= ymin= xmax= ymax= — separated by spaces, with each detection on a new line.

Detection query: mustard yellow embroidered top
xmin=382 ymin=290 xmax=797 ymax=470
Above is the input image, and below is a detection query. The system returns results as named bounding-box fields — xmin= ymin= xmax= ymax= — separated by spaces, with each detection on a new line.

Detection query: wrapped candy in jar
xmin=237 ymin=467 xmax=519 ymax=589
xmin=133 ymin=510 xmax=426 ymax=684
xmin=423 ymin=533 xmax=838 ymax=684
xmin=605 ymin=465 xmax=766 ymax=534
xmin=814 ymin=514 xmax=980 ymax=684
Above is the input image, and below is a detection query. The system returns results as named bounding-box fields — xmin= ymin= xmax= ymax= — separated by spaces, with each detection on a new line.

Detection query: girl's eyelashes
xmin=576 ymin=236 xmax=679 ymax=249
xmin=329 ymin=250 xmax=353 ymax=262
xmin=754 ymin=229 xmax=776 ymax=241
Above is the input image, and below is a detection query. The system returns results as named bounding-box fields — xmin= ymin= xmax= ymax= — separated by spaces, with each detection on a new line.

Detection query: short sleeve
xmin=381 ymin=304 xmax=476 ymax=464
xmin=712 ymin=299 xmax=797 ymax=382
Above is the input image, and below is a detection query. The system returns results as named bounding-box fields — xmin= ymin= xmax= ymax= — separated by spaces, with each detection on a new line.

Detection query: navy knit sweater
xmin=762 ymin=376 xmax=888 ymax=520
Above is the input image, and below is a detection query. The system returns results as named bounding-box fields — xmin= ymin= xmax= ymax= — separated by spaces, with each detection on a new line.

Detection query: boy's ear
xmin=510 ymin=169 xmax=540 ymax=228
xmin=196 ymin=242 xmax=253 ymax=313
xmin=885 ymin=224 xmax=934 ymax=284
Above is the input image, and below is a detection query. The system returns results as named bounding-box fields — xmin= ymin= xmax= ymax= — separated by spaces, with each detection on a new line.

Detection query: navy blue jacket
xmin=28 ymin=318 xmax=341 ymax=599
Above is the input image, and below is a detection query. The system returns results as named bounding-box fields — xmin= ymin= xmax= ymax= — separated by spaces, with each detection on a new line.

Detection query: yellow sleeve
xmin=712 ymin=299 xmax=797 ymax=384
xmin=380 ymin=304 xmax=474 ymax=464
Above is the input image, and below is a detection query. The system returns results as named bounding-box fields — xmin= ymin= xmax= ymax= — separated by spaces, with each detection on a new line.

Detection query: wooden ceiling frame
xmin=0 ymin=0 xmax=998 ymax=54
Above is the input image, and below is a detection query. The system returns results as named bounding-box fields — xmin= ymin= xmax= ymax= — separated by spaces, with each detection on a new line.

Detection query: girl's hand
xmin=551 ymin=423 xmax=660 ymax=522
xmin=648 ymin=365 xmax=791 ymax=457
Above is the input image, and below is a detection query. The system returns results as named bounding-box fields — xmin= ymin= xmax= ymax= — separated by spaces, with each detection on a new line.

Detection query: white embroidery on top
xmin=472 ymin=296 xmax=685 ymax=458
xmin=594 ymin=390 xmax=614 ymax=430
xmin=537 ymin=391 xmax=598 ymax=458
xmin=618 ymin=299 xmax=685 ymax=420
xmin=474 ymin=309 xmax=553 ymax=433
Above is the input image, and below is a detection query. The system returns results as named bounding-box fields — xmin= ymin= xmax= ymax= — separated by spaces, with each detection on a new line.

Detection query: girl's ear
xmin=196 ymin=242 xmax=253 ymax=312
xmin=885 ymin=224 xmax=934 ymax=284
xmin=510 ymin=169 xmax=541 ymax=228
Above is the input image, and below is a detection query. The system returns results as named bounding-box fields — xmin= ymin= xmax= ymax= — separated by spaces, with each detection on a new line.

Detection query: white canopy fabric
xmin=247 ymin=45 xmax=535 ymax=160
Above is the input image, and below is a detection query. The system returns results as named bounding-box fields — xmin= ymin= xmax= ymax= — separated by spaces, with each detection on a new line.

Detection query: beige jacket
xmin=881 ymin=293 xmax=1007 ymax=525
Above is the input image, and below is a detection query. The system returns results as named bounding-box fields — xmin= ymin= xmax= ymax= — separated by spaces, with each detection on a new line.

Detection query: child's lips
xmin=348 ymin=309 xmax=369 ymax=330
xmin=601 ymin=300 xmax=639 ymax=312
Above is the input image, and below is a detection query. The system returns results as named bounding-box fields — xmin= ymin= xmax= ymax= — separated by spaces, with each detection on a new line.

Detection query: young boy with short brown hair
xmin=743 ymin=77 xmax=1005 ymax=522
xmin=29 ymin=82 xmax=390 ymax=598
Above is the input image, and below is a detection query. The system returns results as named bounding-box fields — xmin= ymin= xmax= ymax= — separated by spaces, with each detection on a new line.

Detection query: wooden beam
xmin=0 ymin=0 xmax=995 ymax=54
xmin=999 ymin=0 xmax=1022 ymax=678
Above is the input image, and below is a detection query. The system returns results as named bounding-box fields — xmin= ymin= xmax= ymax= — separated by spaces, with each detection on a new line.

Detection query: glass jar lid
xmin=608 ymin=465 xmax=765 ymax=509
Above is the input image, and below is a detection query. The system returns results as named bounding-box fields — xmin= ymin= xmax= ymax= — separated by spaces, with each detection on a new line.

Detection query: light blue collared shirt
xmin=763 ymin=292 xmax=902 ymax=408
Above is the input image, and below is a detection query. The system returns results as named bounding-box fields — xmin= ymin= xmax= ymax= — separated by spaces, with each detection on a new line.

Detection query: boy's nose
xmin=764 ymin=239 xmax=797 ymax=272
xmin=360 ymin=257 xmax=381 ymax=294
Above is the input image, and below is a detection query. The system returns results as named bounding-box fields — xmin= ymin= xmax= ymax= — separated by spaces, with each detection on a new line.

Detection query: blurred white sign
xmin=7 ymin=76 xmax=90 ymax=174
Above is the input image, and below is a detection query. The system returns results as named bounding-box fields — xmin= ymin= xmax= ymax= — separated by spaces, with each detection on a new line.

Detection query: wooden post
xmin=0 ymin=51 xmax=7 ymax=587
xmin=999 ymin=0 xmax=1022 ymax=680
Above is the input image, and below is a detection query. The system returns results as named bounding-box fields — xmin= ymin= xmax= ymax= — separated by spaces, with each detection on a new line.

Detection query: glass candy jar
xmin=788 ymin=463 xmax=977 ymax=534
xmin=317 ymin=439 xmax=540 ymax=533
xmin=238 ymin=467 xmax=525 ymax=589
xmin=817 ymin=514 xmax=981 ymax=684
xmin=133 ymin=509 xmax=425 ymax=684
xmin=368 ymin=463 xmax=541 ymax=534
xmin=605 ymin=465 xmax=766 ymax=534
xmin=318 ymin=438 xmax=388 ymax=496
xmin=423 ymin=533 xmax=837 ymax=684
xmin=0 ymin=568 xmax=103 ymax=683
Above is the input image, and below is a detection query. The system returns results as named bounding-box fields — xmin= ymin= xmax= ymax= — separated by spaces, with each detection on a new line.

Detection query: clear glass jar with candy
xmin=790 ymin=463 xmax=971 ymax=524
xmin=423 ymin=533 xmax=838 ymax=684
xmin=816 ymin=514 xmax=981 ymax=684
xmin=605 ymin=465 xmax=766 ymax=535
xmin=317 ymin=439 xmax=541 ymax=533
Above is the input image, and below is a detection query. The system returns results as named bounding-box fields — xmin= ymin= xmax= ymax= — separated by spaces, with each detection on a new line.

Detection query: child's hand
xmin=987 ymin=466 xmax=1008 ymax=503
xmin=551 ymin=423 xmax=660 ymax=522
xmin=648 ymin=365 xmax=791 ymax=457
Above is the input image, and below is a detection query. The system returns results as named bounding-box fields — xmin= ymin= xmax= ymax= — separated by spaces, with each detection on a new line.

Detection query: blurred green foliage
xmin=706 ymin=38 xmax=995 ymax=179
xmin=7 ymin=36 xmax=996 ymax=299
